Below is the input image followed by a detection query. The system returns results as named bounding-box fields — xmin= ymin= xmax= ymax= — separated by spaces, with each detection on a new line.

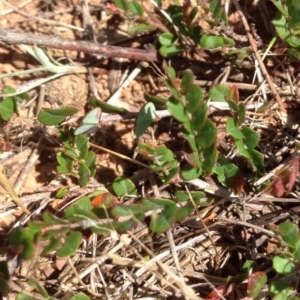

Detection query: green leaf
xmin=191 ymin=101 xmax=207 ymax=132
xmin=55 ymin=187 xmax=69 ymax=198
xmin=278 ymin=222 xmax=299 ymax=246
xmin=114 ymin=0 xmax=128 ymax=10
xmin=89 ymin=98 xmax=126 ymax=113
xmin=181 ymin=164 xmax=202 ymax=180
xmin=38 ymin=107 xmax=78 ymax=126
xmin=189 ymin=7 xmax=198 ymax=21
xmin=247 ymin=271 xmax=267 ymax=298
xmin=236 ymin=139 xmax=250 ymax=159
xmin=65 ymin=196 xmax=96 ymax=221
xmin=79 ymin=164 xmax=90 ymax=186
xmin=128 ymin=23 xmax=157 ymax=35
xmin=293 ymin=239 xmax=300 ymax=262
xmin=242 ymin=127 xmax=259 ymax=149
xmin=159 ymin=32 xmax=174 ymax=46
xmin=200 ymin=34 xmax=225 ymax=48
xmin=166 ymin=67 xmax=176 ymax=82
xmin=41 ymin=236 xmax=61 ymax=256
xmin=85 ymin=151 xmax=96 ymax=176
xmin=202 ymin=142 xmax=217 ymax=175
xmin=270 ymin=280 xmax=290 ymax=298
xmin=159 ymin=45 xmax=184 ymax=57
xmin=167 ymin=96 xmax=191 ymax=132
xmin=236 ymin=102 xmax=246 ymax=126
xmin=112 ymin=176 xmax=137 ymax=196
xmin=150 ymin=203 xmax=177 ymax=233
xmin=127 ymin=1 xmax=143 ymax=16
xmin=144 ymin=93 xmax=168 ymax=106
xmin=56 ymin=231 xmax=82 ymax=257
xmin=226 ymin=117 xmax=244 ymax=139
xmin=175 ymin=190 xmax=206 ymax=202
xmin=186 ymin=85 xmax=204 ymax=114
xmin=273 ymin=256 xmax=296 ymax=274
xmin=196 ymin=119 xmax=217 ymax=148
xmin=111 ymin=204 xmax=148 ymax=216
xmin=0 ymin=98 xmax=15 ymax=121
xmin=134 ymin=102 xmax=156 ymax=138
xmin=209 ymin=85 xmax=229 ymax=102
xmin=28 ymin=279 xmax=49 ymax=298
xmin=9 ymin=228 xmax=35 ymax=259
xmin=181 ymin=72 xmax=194 ymax=95
xmin=70 ymin=293 xmax=92 ymax=300
xmin=82 ymin=108 xmax=101 ymax=125
xmin=76 ymin=135 xmax=89 ymax=159
xmin=248 ymin=148 xmax=265 ymax=174
xmin=226 ymin=99 xmax=239 ymax=113
xmin=74 ymin=124 xmax=97 ymax=135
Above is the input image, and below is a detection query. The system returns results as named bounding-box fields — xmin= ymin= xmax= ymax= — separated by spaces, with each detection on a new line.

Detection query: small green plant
xmin=272 ymin=0 xmax=300 ymax=61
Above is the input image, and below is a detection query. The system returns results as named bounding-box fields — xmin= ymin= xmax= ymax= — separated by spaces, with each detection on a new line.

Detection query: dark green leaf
xmin=134 ymin=102 xmax=156 ymax=138
xmin=89 ymin=98 xmax=126 ymax=113
xmin=196 ymin=119 xmax=217 ymax=148
xmin=191 ymin=101 xmax=207 ymax=132
xmin=76 ymin=135 xmax=89 ymax=159
xmin=38 ymin=107 xmax=78 ymax=126
xmin=186 ymin=85 xmax=204 ymax=114
xmin=236 ymin=139 xmax=250 ymax=159
xmin=226 ymin=99 xmax=239 ymax=113
xmin=41 ymin=236 xmax=61 ymax=256
xmin=112 ymin=176 xmax=137 ymax=196
xmin=65 ymin=196 xmax=96 ymax=221
xmin=175 ymin=190 xmax=206 ymax=202
xmin=242 ymin=127 xmax=259 ymax=149
xmin=114 ymin=0 xmax=128 ymax=10
xmin=85 ymin=151 xmax=96 ymax=176
xmin=127 ymin=1 xmax=143 ymax=16
xmin=202 ymin=142 xmax=217 ymax=175
xmin=236 ymin=102 xmax=246 ymax=126
xmin=144 ymin=93 xmax=168 ymax=106
xmin=56 ymin=231 xmax=82 ymax=257
xmin=9 ymin=228 xmax=35 ymax=259
xmin=150 ymin=203 xmax=177 ymax=233
xmin=79 ymin=164 xmax=90 ymax=186
xmin=111 ymin=204 xmax=148 ymax=216
xmin=181 ymin=72 xmax=194 ymax=95
xmin=248 ymin=148 xmax=265 ymax=174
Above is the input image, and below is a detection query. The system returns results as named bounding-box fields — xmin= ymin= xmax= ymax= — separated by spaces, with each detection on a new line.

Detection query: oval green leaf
xmin=226 ymin=117 xmax=244 ymax=139
xmin=56 ymin=231 xmax=82 ymax=258
xmin=112 ymin=176 xmax=138 ymax=196
xmin=134 ymin=102 xmax=156 ymax=138
xmin=38 ymin=107 xmax=78 ymax=126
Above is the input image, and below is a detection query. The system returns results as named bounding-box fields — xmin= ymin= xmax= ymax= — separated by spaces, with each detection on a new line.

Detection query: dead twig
xmin=0 ymin=28 xmax=157 ymax=62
